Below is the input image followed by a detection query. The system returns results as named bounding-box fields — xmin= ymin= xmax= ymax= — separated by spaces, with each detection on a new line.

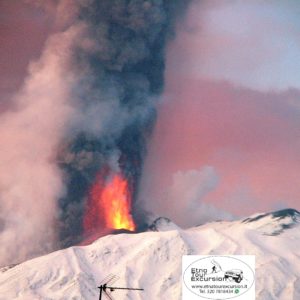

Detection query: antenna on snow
xmin=98 ymin=274 xmax=144 ymax=300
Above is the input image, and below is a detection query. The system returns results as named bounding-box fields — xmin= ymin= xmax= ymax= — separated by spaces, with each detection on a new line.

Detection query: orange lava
xmin=84 ymin=172 xmax=135 ymax=233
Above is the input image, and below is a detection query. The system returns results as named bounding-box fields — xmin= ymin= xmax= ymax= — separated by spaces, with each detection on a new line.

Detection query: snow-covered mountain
xmin=0 ymin=209 xmax=299 ymax=300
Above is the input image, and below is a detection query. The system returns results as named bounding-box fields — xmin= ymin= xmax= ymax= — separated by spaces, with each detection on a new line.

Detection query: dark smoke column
xmin=58 ymin=0 xmax=190 ymax=246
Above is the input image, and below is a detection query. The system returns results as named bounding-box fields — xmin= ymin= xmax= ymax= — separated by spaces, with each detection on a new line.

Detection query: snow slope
xmin=0 ymin=209 xmax=299 ymax=300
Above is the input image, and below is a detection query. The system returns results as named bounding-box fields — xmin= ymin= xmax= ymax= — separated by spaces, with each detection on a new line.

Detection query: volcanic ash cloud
xmin=0 ymin=0 xmax=191 ymax=265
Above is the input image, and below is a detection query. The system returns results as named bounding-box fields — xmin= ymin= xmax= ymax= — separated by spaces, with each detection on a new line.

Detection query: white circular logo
xmin=183 ymin=256 xmax=255 ymax=299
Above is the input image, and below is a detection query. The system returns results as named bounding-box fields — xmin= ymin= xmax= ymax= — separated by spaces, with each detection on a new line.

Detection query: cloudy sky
xmin=0 ymin=1 xmax=53 ymax=108
xmin=1 ymin=0 xmax=300 ymax=231
xmin=140 ymin=0 xmax=300 ymax=225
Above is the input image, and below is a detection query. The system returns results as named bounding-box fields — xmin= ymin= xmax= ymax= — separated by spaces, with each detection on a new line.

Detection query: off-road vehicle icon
xmin=224 ymin=269 xmax=243 ymax=283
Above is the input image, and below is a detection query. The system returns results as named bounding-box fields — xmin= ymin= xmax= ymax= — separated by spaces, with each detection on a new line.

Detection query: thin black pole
xmin=98 ymin=286 xmax=103 ymax=300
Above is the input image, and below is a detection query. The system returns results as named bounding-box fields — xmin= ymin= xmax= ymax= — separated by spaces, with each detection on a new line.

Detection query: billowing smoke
xmin=141 ymin=166 xmax=232 ymax=227
xmin=0 ymin=0 xmax=190 ymax=265
xmin=57 ymin=0 xmax=191 ymax=246
xmin=0 ymin=25 xmax=82 ymax=264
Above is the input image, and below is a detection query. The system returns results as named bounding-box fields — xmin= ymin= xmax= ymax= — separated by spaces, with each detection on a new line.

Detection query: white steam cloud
xmin=141 ymin=167 xmax=232 ymax=228
xmin=0 ymin=23 xmax=87 ymax=265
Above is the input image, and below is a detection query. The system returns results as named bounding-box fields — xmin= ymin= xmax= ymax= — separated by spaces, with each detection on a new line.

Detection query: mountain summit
xmin=0 ymin=209 xmax=299 ymax=300
xmin=242 ymin=208 xmax=300 ymax=236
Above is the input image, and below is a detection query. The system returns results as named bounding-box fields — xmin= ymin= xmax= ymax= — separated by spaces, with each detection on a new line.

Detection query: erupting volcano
xmin=101 ymin=174 xmax=135 ymax=231
xmin=84 ymin=171 xmax=135 ymax=234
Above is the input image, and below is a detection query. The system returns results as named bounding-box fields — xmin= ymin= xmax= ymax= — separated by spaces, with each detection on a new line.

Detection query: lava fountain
xmin=84 ymin=170 xmax=135 ymax=235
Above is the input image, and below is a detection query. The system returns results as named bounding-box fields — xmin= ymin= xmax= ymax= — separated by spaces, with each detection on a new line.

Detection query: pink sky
xmin=1 ymin=0 xmax=300 ymax=229
xmin=139 ymin=0 xmax=300 ymax=223
xmin=142 ymin=78 xmax=300 ymax=216
xmin=0 ymin=1 xmax=52 ymax=110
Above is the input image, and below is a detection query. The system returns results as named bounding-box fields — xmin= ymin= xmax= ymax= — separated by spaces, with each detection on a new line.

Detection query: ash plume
xmin=57 ymin=0 xmax=191 ymax=246
xmin=0 ymin=0 xmax=190 ymax=265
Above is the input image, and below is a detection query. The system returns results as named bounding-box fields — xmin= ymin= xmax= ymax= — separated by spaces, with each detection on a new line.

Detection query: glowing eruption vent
xmin=84 ymin=173 xmax=135 ymax=232
xmin=102 ymin=174 xmax=135 ymax=230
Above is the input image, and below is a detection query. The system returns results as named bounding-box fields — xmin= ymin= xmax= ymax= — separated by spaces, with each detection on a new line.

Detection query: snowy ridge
xmin=0 ymin=209 xmax=299 ymax=300
xmin=242 ymin=208 xmax=300 ymax=236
